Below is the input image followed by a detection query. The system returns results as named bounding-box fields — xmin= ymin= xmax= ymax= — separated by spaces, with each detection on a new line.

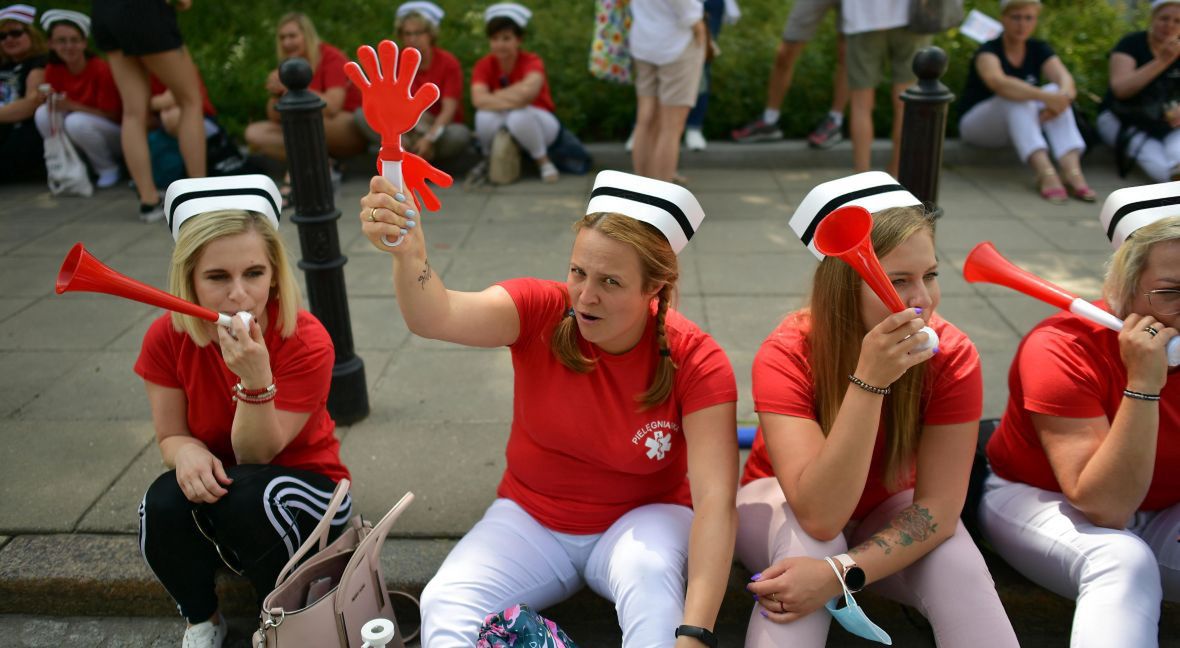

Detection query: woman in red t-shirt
xmin=354 ymin=2 xmax=470 ymax=167
xmin=470 ymin=3 xmax=562 ymax=183
xmin=33 ymin=10 xmax=122 ymax=188
xmin=244 ymin=12 xmax=366 ymax=166
xmin=359 ymin=169 xmax=738 ymax=647
xmin=737 ymin=172 xmax=1016 ymax=647
xmin=981 ymin=184 xmax=1180 ymax=647
xmin=136 ymin=175 xmax=350 ymax=648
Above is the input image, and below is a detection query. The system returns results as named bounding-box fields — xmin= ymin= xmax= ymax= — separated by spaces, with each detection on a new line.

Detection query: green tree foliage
xmin=32 ymin=0 xmax=1147 ymax=141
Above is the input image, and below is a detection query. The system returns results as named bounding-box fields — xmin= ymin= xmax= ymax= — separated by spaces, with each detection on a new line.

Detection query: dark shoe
xmin=808 ymin=114 xmax=844 ymax=149
xmin=138 ymin=199 xmax=165 ymax=223
xmin=731 ymin=118 xmax=783 ymax=143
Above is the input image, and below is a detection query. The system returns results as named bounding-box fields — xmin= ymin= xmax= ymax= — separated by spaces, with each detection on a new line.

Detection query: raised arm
xmin=680 ymin=402 xmax=738 ymax=640
xmin=359 ymin=175 xmax=520 ymax=347
xmin=1109 ymin=44 xmax=1180 ymax=100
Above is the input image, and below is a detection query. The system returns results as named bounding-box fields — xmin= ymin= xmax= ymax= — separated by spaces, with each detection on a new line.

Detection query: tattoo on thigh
xmin=417 ymin=258 xmax=432 ymax=290
xmin=849 ymin=504 xmax=938 ymax=556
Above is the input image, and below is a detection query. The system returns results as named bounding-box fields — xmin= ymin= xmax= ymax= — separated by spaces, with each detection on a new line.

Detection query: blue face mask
xmin=824 ymin=557 xmax=892 ymax=645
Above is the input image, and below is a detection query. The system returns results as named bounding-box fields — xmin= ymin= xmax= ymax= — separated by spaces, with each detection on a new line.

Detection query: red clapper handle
xmin=345 ymin=40 xmax=453 ymax=248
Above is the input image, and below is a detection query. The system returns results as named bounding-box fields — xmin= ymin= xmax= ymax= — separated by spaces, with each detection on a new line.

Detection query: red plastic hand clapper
xmin=345 ymin=40 xmax=453 ymax=247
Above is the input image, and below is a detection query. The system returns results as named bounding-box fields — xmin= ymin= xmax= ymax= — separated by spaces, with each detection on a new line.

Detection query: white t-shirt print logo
xmin=645 ymin=430 xmax=672 ymax=460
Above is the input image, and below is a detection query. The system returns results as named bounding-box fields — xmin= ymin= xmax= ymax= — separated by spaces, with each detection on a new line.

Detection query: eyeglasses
xmin=0 ymin=28 xmax=27 ymax=41
xmin=51 ymin=37 xmax=84 ymax=46
xmin=399 ymin=29 xmax=429 ymax=38
xmin=1145 ymin=288 xmax=1180 ymax=315
xmin=191 ymin=509 xmax=245 ymax=575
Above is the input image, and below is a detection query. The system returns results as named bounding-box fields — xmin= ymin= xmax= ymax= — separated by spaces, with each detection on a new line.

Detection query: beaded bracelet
xmin=848 ymin=374 xmax=890 ymax=396
xmin=232 ymin=382 xmax=277 ymax=404
xmin=1123 ymin=389 xmax=1161 ymax=402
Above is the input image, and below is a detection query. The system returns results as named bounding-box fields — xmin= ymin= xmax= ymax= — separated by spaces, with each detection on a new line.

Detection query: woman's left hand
xmin=217 ymin=316 xmax=272 ymax=389
xmin=746 ymin=556 xmax=843 ymax=623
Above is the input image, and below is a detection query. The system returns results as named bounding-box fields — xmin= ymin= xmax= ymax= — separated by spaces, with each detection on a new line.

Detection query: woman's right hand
xmin=265 ymin=69 xmax=285 ymax=98
xmin=173 ymin=444 xmax=232 ymax=504
xmin=359 ymin=175 xmax=421 ymax=256
xmin=1158 ymin=37 xmax=1180 ymax=67
xmin=1040 ymin=91 xmax=1071 ymax=120
xmin=853 ymin=308 xmax=936 ymax=388
xmin=1119 ymin=313 xmax=1176 ymax=394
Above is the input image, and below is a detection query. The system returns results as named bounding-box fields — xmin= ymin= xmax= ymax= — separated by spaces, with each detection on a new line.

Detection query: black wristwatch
xmin=675 ymin=624 xmax=718 ymax=647
xmin=833 ymin=553 xmax=867 ymax=593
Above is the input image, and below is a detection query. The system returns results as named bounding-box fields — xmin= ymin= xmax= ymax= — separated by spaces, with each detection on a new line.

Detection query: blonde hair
xmin=1103 ymin=215 xmax=1180 ymax=318
xmin=168 ymin=210 xmax=302 ymax=346
xmin=808 ymin=206 xmax=935 ymax=488
xmin=0 ymin=19 xmax=46 ymax=64
xmin=550 ymin=213 xmax=679 ymax=410
xmin=276 ymin=12 xmax=322 ymax=70
xmin=395 ymin=12 xmax=438 ymax=44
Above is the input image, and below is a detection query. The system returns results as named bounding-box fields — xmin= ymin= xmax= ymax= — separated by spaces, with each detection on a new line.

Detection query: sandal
xmin=1064 ymin=170 xmax=1097 ymax=202
xmin=1037 ymin=170 xmax=1068 ymax=205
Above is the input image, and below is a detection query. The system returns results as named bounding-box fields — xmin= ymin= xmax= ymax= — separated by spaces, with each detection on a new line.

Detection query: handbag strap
xmin=334 ymin=492 xmax=415 ymax=612
xmin=273 ymin=478 xmax=351 ymax=589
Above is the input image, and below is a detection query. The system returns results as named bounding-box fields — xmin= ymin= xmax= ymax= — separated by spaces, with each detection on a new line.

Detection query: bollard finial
xmin=279 ymin=57 xmax=313 ymax=92
xmin=912 ymin=46 xmax=949 ymax=87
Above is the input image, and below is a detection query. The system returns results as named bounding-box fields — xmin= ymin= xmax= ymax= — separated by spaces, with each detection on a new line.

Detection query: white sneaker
xmin=540 ymin=161 xmax=559 ymax=183
xmin=684 ymin=128 xmax=707 ymax=151
xmin=95 ymin=169 xmax=120 ymax=189
xmin=182 ymin=616 xmax=227 ymax=648
xmin=138 ymin=200 xmax=165 ymax=223
xmin=624 ymin=129 xmax=635 ymax=152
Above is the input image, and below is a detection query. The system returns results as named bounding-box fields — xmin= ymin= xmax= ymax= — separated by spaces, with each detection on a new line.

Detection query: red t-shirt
xmin=471 ymin=51 xmax=555 ymax=113
xmin=412 ymin=46 xmax=464 ymax=123
xmin=45 ymin=56 xmax=121 ymax=116
xmin=313 ymin=42 xmax=362 ymax=113
xmin=150 ymin=74 xmax=217 ymax=117
xmin=742 ymin=311 xmax=983 ymax=520
xmin=497 ymin=278 xmax=737 ymax=534
xmin=134 ymin=304 xmax=348 ymax=482
xmin=987 ymin=308 xmax=1180 ymax=510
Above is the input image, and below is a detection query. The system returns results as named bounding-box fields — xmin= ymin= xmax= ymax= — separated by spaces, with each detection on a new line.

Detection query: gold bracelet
xmin=848 ymin=374 xmax=890 ymax=396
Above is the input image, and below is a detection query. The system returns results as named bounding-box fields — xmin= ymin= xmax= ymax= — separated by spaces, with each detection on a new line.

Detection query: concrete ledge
xmin=2 ymin=533 xmax=1176 ymax=644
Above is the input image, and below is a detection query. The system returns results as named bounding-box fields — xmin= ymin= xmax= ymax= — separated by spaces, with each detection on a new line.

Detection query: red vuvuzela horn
xmin=813 ymin=205 xmax=939 ymax=351
xmin=964 ymin=241 xmax=1179 ymax=366
xmin=55 ymin=242 xmax=235 ymax=328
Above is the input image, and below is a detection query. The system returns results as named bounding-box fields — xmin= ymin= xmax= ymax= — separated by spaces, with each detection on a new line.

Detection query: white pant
xmin=474 ymin=107 xmax=560 ymax=160
xmin=1097 ymin=109 xmax=1180 ymax=182
xmin=420 ymin=498 xmax=693 ymax=647
xmin=958 ymin=83 xmax=1085 ymax=164
xmin=33 ymin=104 xmax=122 ymax=175
xmin=979 ymin=473 xmax=1180 ymax=648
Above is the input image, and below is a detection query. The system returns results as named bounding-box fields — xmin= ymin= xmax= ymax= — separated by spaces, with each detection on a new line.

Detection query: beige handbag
xmin=488 ymin=128 xmax=522 ymax=185
xmin=253 ymin=479 xmax=417 ymax=647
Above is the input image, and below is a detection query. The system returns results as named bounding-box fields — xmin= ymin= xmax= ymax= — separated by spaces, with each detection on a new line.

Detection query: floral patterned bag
xmin=476 ymin=603 xmax=579 ymax=648
xmin=589 ymin=0 xmax=632 ymax=84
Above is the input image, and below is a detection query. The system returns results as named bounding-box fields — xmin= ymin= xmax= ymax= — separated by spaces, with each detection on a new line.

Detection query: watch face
xmin=845 ymin=566 xmax=867 ymax=592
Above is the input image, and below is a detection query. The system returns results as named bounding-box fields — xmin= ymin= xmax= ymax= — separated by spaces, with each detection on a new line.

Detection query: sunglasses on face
xmin=0 ymin=28 xmax=27 ymax=41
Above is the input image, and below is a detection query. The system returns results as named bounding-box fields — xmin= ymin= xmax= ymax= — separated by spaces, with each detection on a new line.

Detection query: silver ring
xmin=1145 ymin=326 xmax=1159 ymax=338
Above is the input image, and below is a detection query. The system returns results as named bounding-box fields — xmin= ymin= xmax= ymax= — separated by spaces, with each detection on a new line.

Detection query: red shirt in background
xmin=134 ymin=303 xmax=348 ymax=482
xmin=987 ymin=307 xmax=1180 ymax=510
xmin=412 ymin=46 xmax=464 ymax=123
xmin=150 ymin=73 xmax=217 ymax=117
xmin=312 ymin=42 xmax=362 ymax=112
xmin=44 ymin=56 xmax=121 ymax=117
xmin=742 ymin=311 xmax=983 ymax=521
xmin=496 ymin=278 xmax=736 ymax=534
xmin=471 ymin=50 xmax=555 ymax=113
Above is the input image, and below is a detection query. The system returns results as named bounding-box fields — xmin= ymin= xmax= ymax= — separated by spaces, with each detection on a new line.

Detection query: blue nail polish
xmin=752 ymin=593 xmax=759 ymax=600
xmin=395 ymin=193 xmax=406 ymax=202
xmin=400 ymin=228 xmax=408 ymax=235
xmin=751 ymin=572 xmax=762 ymax=581
xmin=405 ymin=209 xmax=417 ymax=218
xmin=932 ymin=347 xmax=940 ymax=355
xmin=914 ymin=307 xmax=923 ymax=314
xmin=760 ymin=610 xmax=769 ymax=618
xmin=406 ymin=220 xmax=417 ymax=228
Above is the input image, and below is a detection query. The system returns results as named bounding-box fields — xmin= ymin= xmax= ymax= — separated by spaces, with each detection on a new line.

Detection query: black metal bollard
xmin=898 ymin=46 xmax=955 ymax=215
xmin=277 ymin=57 xmax=369 ymax=425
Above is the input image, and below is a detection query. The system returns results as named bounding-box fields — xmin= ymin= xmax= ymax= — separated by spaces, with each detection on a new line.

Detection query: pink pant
xmin=736 ymin=478 xmax=1017 ymax=648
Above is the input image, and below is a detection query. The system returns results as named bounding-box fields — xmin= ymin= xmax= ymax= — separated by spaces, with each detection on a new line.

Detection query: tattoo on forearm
xmin=417 ymin=258 xmax=432 ymax=290
xmin=848 ymin=504 xmax=938 ymax=556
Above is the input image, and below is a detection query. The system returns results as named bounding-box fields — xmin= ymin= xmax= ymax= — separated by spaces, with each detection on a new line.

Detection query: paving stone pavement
xmin=1 ymin=141 xmax=1176 ymax=645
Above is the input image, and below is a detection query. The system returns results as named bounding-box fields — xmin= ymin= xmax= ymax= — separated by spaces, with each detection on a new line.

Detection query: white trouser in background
xmin=1097 ymin=109 xmax=1180 ymax=182
xmin=420 ymin=497 xmax=694 ymax=647
xmin=979 ymin=473 xmax=1180 ymax=648
xmin=474 ymin=107 xmax=560 ymax=160
xmin=958 ymin=83 xmax=1085 ymax=163
xmin=33 ymin=104 xmax=122 ymax=175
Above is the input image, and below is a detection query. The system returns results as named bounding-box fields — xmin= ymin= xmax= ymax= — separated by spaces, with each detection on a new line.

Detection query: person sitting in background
xmin=1097 ymin=0 xmax=1180 ymax=183
xmin=244 ymin=12 xmax=367 ymax=170
xmin=958 ymin=0 xmax=1094 ymax=204
xmin=0 ymin=3 xmax=47 ymax=184
xmin=34 ymin=9 xmax=122 ymax=189
xmin=981 ymin=183 xmax=1179 ymax=648
xmin=471 ymin=3 xmax=561 ymax=183
xmin=150 ymin=71 xmax=217 ymax=139
xmin=355 ymin=1 xmax=470 ymax=170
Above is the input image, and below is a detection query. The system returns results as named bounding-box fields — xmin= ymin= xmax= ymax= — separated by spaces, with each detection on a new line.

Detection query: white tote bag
xmin=43 ymin=94 xmax=94 ymax=197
